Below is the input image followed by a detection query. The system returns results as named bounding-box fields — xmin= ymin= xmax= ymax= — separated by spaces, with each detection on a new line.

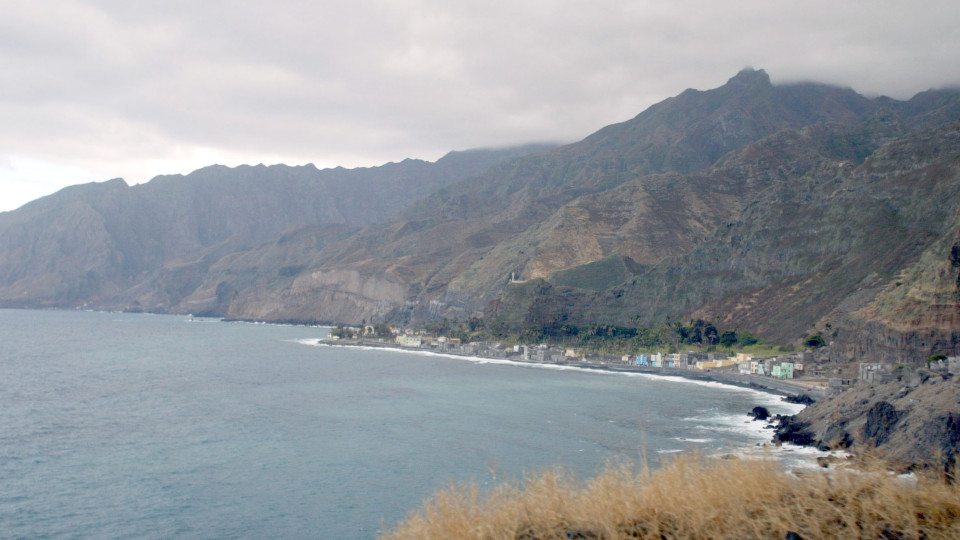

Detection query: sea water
xmin=0 ymin=309 xmax=805 ymax=539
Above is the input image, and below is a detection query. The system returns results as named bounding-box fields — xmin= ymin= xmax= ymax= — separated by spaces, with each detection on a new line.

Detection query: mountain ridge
xmin=2 ymin=70 xmax=959 ymax=362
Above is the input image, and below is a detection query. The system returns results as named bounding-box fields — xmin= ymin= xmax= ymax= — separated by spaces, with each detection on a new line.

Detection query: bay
xmin=0 ymin=309 xmax=803 ymax=539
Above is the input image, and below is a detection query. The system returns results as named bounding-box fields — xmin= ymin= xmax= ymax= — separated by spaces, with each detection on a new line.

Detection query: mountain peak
xmin=727 ymin=67 xmax=771 ymax=87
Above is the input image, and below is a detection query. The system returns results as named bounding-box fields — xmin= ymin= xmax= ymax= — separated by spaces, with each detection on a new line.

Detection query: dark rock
xmin=816 ymin=455 xmax=844 ymax=468
xmin=783 ymin=394 xmax=815 ymax=405
xmin=861 ymin=401 xmax=900 ymax=446
xmin=921 ymin=413 xmax=960 ymax=469
xmin=817 ymin=423 xmax=852 ymax=451
xmin=772 ymin=415 xmax=816 ymax=447
xmin=750 ymin=406 xmax=771 ymax=421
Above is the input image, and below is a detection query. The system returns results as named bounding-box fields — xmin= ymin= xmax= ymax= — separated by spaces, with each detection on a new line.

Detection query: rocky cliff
xmin=0 ymin=145 xmax=554 ymax=312
xmin=483 ymin=118 xmax=960 ymax=361
xmin=773 ymin=372 xmax=960 ymax=473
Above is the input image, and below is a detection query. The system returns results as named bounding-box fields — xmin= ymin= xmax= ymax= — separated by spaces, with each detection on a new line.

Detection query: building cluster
xmin=622 ymin=351 xmax=809 ymax=380
xmin=387 ymin=331 xmax=816 ymax=381
xmin=859 ymin=357 xmax=960 ymax=384
xmin=331 ymin=327 xmax=959 ymax=395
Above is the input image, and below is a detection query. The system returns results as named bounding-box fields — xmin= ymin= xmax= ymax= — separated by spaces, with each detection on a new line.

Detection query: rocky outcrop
xmin=750 ymin=406 xmax=771 ymax=421
xmin=773 ymin=372 xmax=960 ymax=472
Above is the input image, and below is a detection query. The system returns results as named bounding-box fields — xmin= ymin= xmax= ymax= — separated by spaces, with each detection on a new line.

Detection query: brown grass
xmin=380 ymin=454 xmax=960 ymax=539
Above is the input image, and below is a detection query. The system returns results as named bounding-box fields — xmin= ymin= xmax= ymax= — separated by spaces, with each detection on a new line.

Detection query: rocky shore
xmin=772 ymin=369 xmax=960 ymax=473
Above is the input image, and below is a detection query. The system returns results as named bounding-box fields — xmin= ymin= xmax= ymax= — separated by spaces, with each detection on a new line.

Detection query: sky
xmin=2 ymin=1 xmax=959 ymax=212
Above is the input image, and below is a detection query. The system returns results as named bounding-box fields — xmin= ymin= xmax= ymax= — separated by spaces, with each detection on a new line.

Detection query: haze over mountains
xmin=2 ymin=69 xmax=959 ymax=362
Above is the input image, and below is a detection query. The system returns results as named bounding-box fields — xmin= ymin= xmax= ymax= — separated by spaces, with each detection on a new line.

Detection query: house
xmin=772 ymin=362 xmax=794 ymax=379
xmin=859 ymin=363 xmax=891 ymax=384
xmin=763 ymin=358 xmax=778 ymax=375
xmin=396 ymin=334 xmax=422 ymax=347
xmin=662 ymin=353 xmax=681 ymax=368
xmin=651 ymin=352 xmax=663 ymax=367
xmin=681 ymin=351 xmax=709 ymax=368
xmin=696 ymin=358 xmax=739 ymax=371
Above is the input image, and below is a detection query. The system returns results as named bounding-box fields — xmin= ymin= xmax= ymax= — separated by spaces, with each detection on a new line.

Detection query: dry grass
xmin=380 ymin=454 xmax=960 ymax=539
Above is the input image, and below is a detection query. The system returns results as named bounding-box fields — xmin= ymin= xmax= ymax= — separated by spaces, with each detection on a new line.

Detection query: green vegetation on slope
xmin=426 ymin=310 xmax=771 ymax=357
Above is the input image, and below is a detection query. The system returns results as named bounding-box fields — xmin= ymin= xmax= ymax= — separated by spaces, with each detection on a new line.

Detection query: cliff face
xmin=484 ymin=119 xmax=960 ymax=361
xmin=0 ymin=145 xmax=554 ymax=313
xmin=266 ymin=69 xmax=922 ymax=327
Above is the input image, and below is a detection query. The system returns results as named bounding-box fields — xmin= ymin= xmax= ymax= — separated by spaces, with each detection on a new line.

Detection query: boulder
xmin=772 ymin=415 xmax=816 ymax=446
xmin=750 ymin=406 xmax=771 ymax=421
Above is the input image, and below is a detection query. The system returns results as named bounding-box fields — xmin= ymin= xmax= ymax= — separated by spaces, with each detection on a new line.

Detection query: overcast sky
xmin=2 ymin=0 xmax=959 ymax=212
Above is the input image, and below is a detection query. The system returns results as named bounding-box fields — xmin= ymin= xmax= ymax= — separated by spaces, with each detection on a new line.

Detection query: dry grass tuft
xmin=380 ymin=454 xmax=960 ymax=539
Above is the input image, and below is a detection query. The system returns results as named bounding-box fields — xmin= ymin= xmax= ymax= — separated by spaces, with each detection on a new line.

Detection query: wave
xmin=730 ymin=443 xmax=851 ymax=472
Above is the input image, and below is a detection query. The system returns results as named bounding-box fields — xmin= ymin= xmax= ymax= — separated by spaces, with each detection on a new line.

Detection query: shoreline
xmin=202 ymin=315 xmax=815 ymax=403
xmin=312 ymin=338 xmax=824 ymax=402
xmin=307 ymin=338 xmax=843 ymax=471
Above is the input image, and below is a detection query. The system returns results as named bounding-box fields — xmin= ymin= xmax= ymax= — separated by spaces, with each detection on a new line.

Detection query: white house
xmin=396 ymin=334 xmax=422 ymax=347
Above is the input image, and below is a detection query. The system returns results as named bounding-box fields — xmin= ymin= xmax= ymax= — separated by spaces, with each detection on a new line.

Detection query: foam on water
xmin=297 ymin=341 xmax=822 ymax=478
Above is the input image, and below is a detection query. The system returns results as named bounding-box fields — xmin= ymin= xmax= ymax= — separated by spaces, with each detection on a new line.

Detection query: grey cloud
xmin=1 ymin=0 xmax=959 ymax=211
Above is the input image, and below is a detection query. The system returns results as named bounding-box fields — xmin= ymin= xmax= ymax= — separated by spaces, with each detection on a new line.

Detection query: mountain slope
xmin=0 ymin=145 xmax=555 ymax=309
xmin=1 ymin=69 xmax=958 ymax=363
xmin=240 ymin=70 xmax=957 ymax=336
xmin=487 ymin=119 xmax=960 ymax=360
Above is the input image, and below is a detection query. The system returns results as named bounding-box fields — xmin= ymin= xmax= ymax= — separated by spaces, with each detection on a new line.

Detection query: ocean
xmin=0 ymin=309 xmax=807 ymax=539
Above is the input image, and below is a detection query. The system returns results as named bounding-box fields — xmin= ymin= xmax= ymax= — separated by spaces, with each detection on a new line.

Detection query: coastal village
xmin=326 ymin=325 xmax=960 ymax=401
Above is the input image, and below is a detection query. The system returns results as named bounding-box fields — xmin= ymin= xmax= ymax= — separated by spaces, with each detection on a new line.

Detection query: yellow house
xmin=696 ymin=359 xmax=739 ymax=370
